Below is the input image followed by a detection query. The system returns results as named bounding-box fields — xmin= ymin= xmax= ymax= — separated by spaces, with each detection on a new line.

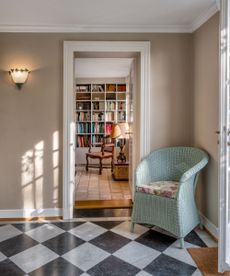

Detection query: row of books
xmin=76 ymin=84 xmax=126 ymax=92
xmin=77 ymin=123 xmax=91 ymax=133
xmin=106 ymin=101 xmax=116 ymax=110
xmin=117 ymin=84 xmax=126 ymax=92
xmin=117 ymin=102 xmax=126 ymax=110
xmin=77 ymin=135 xmax=90 ymax=147
xmin=76 ymin=93 xmax=91 ymax=101
xmin=92 ymin=102 xmax=104 ymax=110
xmin=117 ymin=111 xmax=126 ymax=121
xmin=105 ymin=123 xmax=113 ymax=135
xmin=76 ymin=112 xmax=91 ymax=121
xmin=92 ymin=122 xmax=104 ymax=133
xmin=92 ymin=84 xmax=105 ymax=92
xmin=92 ymin=112 xmax=104 ymax=121
xmin=105 ymin=112 xmax=114 ymax=121
xmin=76 ymin=122 xmax=115 ymax=134
xmin=76 ymin=84 xmax=91 ymax=92
xmin=106 ymin=84 xmax=116 ymax=92
xmin=91 ymin=135 xmax=104 ymax=144
xmin=76 ymin=102 xmax=91 ymax=110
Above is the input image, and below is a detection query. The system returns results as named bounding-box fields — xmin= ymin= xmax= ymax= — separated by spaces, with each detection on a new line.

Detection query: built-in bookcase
xmin=75 ymin=82 xmax=127 ymax=150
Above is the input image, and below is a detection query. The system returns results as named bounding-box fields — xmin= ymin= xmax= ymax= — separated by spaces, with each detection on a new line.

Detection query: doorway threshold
xmin=75 ymin=199 xmax=132 ymax=209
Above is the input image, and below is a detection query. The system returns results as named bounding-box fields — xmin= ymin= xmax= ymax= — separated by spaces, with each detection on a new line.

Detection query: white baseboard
xmin=0 ymin=208 xmax=62 ymax=219
xmin=199 ymin=212 xmax=218 ymax=240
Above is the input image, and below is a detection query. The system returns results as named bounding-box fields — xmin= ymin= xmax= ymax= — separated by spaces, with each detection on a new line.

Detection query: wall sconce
xmin=9 ymin=68 xmax=30 ymax=89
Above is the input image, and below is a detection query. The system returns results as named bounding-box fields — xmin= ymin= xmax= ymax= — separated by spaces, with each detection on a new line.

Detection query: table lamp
xmin=111 ymin=122 xmax=129 ymax=163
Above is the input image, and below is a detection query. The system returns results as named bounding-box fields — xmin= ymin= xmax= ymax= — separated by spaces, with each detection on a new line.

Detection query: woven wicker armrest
xmin=135 ymin=159 xmax=152 ymax=186
xmin=179 ymin=156 xmax=209 ymax=183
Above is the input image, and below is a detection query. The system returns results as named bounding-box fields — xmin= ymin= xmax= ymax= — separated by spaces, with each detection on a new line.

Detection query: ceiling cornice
xmin=0 ymin=24 xmax=191 ymax=33
xmin=190 ymin=2 xmax=219 ymax=32
xmin=0 ymin=3 xmax=219 ymax=34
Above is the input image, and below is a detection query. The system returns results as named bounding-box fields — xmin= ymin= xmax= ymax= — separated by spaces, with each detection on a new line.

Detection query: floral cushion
xmin=136 ymin=181 xmax=179 ymax=199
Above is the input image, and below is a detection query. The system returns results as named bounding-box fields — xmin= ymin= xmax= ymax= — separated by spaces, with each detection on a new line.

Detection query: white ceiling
xmin=0 ymin=0 xmax=219 ymax=33
xmin=75 ymin=58 xmax=133 ymax=78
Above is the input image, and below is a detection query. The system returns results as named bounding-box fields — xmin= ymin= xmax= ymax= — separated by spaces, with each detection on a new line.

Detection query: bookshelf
xmin=75 ymin=82 xmax=128 ymax=154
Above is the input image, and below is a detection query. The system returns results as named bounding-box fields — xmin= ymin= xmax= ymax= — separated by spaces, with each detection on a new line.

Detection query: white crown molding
xmin=0 ymin=208 xmax=62 ymax=218
xmin=190 ymin=2 xmax=219 ymax=32
xmin=0 ymin=3 xmax=219 ymax=33
xmin=0 ymin=24 xmax=191 ymax=33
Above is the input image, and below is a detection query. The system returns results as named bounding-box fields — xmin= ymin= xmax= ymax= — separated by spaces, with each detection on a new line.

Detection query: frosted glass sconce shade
xmin=9 ymin=68 xmax=30 ymax=89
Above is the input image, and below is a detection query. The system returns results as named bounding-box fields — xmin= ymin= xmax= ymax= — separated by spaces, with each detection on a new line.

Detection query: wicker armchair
xmin=131 ymin=147 xmax=209 ymax=248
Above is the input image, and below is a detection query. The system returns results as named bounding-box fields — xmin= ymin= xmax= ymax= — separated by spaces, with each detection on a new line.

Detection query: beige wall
xmin=192 ymin=13 xmax=219 ymax=226
xmin=0 ymin=33 xmax=192 ymax=210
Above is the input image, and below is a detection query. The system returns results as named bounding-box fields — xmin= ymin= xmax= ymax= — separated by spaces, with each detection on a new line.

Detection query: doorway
xmin=74 ymin=57 xmax=134 ymax=210
xmin=63 ymin=41 xmax=151 ymax=220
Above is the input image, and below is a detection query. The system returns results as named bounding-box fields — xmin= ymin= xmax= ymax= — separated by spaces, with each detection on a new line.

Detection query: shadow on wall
xmin=20 ymin=131 xmax=60 ymax=216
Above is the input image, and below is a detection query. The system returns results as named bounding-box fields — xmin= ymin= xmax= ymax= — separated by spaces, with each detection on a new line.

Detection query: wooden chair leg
xmin=86 ymin=155 xmax=89 ymax=172
xmin=111 ymin=157 xmax=114 ymax=172
xmin=99 ymin=159 xmax=102 ymax=175
xmin=130 ymin=222 xmax=135 ymax=233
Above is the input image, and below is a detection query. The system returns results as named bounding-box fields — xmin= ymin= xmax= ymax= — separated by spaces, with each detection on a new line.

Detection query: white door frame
xmin=63 ymin=41 xmax=151 ymax=219
xmin=219 ymin=0 xmax=230 ymax=272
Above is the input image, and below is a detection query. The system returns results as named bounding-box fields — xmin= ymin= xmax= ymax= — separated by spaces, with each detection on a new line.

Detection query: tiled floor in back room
xmin=0 ymin=219 xmax=217 ymax=276
xmin=75 ymin=166 xmax=131 ymax=201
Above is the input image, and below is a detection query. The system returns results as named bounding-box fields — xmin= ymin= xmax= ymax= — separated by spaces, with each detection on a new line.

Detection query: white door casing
xmin=63 ymin=41 xmax=151 ymax=219
xmin=219 ymin=0 xmax=230 ymax=272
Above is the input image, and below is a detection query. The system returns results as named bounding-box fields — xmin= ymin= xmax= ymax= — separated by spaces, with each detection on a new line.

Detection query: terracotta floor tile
xmin=75 ymin=166 xmax=131 ymax=201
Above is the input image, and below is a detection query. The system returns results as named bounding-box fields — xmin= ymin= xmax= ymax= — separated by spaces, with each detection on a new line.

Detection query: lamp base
xmin=117 ymin=150 xmax=126 ymax=163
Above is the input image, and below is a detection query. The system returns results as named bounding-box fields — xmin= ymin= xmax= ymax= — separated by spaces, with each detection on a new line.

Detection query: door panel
xmin=219 ymin=0 xmax=230 ymax=272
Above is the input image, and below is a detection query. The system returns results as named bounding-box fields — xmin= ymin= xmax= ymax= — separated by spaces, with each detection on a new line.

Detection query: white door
xmin=219 ymin=0 xmax=230 ymax=272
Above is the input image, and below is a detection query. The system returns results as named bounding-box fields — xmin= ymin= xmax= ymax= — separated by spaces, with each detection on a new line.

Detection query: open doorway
xmin=74 ymin=57 xmax=135 ymax=212
xmin=63 ymin=41 xmax=150 ymax=220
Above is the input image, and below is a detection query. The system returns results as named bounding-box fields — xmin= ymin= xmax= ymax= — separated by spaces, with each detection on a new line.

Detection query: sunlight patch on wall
xmin=53 ymin=131 xmax=59 ymax=206
xmin=34 ymin=141 xmax=44 ymax=209
xmin=21 ymin=150 xmax=34 ymax=209
xmin=21 ymin=141 xmax=44 ymax=210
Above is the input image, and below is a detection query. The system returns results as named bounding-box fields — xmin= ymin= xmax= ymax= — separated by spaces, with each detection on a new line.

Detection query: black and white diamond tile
xmin=42 ymin=232 xmax=85 ymax=255
xmin=51 ymin=221 xmax=85 ymax=231
xmin=25 ymin=224 xmax=65 ymax=243
xmin=62 ymin=242 xmax=110 ymax=271
xmin=144 ymin=254 xmax=196 ymax=276
xmin=29 ymin=257 xmax=83 ymax=276
xmin=0 ymin=234 xmax=38 ymax=257
xmin=0 ymin=224 xmax=22 ymax=242
xmin=90 ymin=231 xmax=130 ymax=253
xmin=68 ymin=221 xmax=107 ymax=241
xmin=0 ymin=220 xmax=216 ymax=275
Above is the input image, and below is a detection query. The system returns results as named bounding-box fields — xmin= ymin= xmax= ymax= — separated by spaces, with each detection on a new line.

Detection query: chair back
xmin=101 ymin=143 xmax=115 ymax=155
xmin=146 ymin=147 xmax=208 ymax=182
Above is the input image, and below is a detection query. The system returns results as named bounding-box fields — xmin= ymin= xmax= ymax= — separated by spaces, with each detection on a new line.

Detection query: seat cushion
xmin=136 ymin=181 xmax=179 ymax=199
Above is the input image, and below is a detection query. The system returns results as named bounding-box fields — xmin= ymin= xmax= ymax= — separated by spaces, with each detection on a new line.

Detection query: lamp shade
xmin=111 ymin=122 xmax=130 ymax=139
xmin=111 ymin=123 xmax=121 ymax=139
xmin=9 ymin=68 xmax=30 ymax=88
xmin=118 ymin=122 xmax=130 ymax=139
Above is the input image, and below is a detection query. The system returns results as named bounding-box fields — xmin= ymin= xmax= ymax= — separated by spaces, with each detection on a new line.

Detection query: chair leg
xmin=111 ymin=157 xmax=114 ymax=172
xmin=130 ymin=222 xmax=135 ymax=233
xmin=199 ymin=222 xmax=204 ymax=230
xmin=86 ymin=156 xmax=89 ymax=172
xmin=199 ymin=215 xmax=204 ymax=230
xmin=99 ymin=159 xmax=102 ymax=175
xmin=179 ymin=238 xmax=184 ymax=249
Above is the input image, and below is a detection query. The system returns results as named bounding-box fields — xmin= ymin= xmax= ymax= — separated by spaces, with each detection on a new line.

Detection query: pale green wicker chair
xmin=131 ymin=147 xmax=209 ymax=248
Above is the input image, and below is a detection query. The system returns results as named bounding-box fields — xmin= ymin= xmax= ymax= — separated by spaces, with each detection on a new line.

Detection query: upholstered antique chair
xmin=131 ymin=147 xmax=209 ymax=248
xmin=86 ymin=140 xmax=115 ymax=175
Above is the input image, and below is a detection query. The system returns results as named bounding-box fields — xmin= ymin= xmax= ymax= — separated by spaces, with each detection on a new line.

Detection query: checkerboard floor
xmin=0 ymin=220 xmax=217 ymax=275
